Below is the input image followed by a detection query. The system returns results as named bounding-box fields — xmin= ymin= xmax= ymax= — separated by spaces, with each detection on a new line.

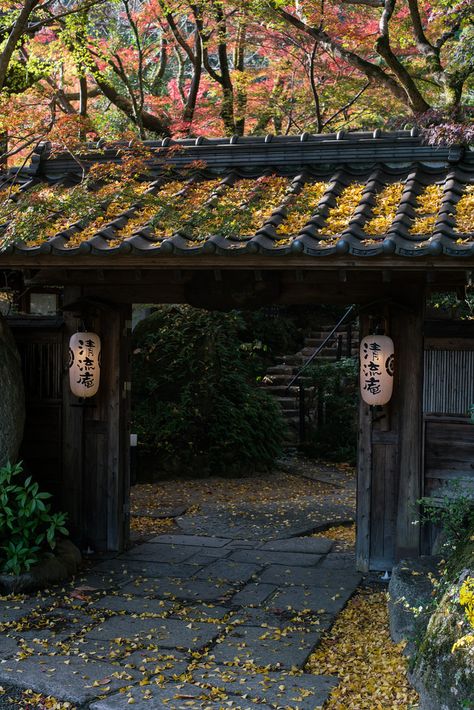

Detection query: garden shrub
xmin=419 ymin=481 xmax=474 ymax=554
xmin=0 ymin=462 xmax=68 ymax=575
xmin=132 ymin=305 xmax=285 ymax=477
xmin=302 ymin=356 xmax=358 ymax=463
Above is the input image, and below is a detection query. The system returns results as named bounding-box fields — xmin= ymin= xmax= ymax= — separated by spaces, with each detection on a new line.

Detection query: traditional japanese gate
xmin=1 ymin=130 xmax=473 ymax=571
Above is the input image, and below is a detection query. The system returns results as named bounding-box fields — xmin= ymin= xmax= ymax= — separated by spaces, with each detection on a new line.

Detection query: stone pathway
xmin=0 ymin=532 xmax=362 ymax=709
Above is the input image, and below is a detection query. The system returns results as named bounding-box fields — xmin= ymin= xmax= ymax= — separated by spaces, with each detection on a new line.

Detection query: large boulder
xmin=0 ymin=315 xmax=25 ymax=466
xmin=389 ymin=547 xmax=474 ymax=710
xmin=388 ymin=556 xmax=441 ymax=655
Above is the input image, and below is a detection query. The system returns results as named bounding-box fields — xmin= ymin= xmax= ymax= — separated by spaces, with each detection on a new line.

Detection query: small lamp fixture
xmin=69 ymin=331 xmax=101 ymax=397
xmin=360 ymin=334 xmax=394 ymax=406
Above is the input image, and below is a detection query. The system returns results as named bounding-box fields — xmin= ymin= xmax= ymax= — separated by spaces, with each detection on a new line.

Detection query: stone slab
xmin=260 ymin=538 xmax=333 ymax=555
xmin=192 ymin=664 xmax=339 ymax=709
xmin=195 ymin=559 xmax=261 ymax=584
xmin=259 ymin=565 xmax=361 ymax=588
xmin=84 ymin=616 xmax=220 ymax=650
xmin=317 ymin=553 xmax=357 ymax=570
xmin=177 ymin=499 xmax=354 ymax=541
xmin=0 ymin=655 xmax=140 ymax=704
xmin=69 ymin=573 xmax=129 ymax=593
xmin=211 ymin=625 xmax=321 ymax=669
xmin=9 ymin=609 xmax=94 ymax=645
xmin=92 ymin=595 xmax=174 ymax=616
xmin=188 ymin=547 xmax=233 ymax=559
xmin=268 ymin=586 xmax=355 ymax=616
xmin=230 ymin=550 xmax=323 ymax=568
xmin=0 ymin=598 xmax=48 ymax=625
xmin=120 ymin=649 xmax=188 ymax=677
xmin=230 ymin=607 xmax=333 ymax=633
xmin=118 ymin=543 xmax=200 ymax=564
xmin=91 ymin=560 xmax=199 ymax=581
xmin=120 ymin=577 xmax=236 ymax=603
xmin=90 ymin=681 xmax=273 ymax=709
xmin=0 ymin=635 xmax=19 ymax=657
xmin=230 ymin=582 xmax=277 ymax=607
xmin=66 ymin=636 xmax=148 ymax=662
xmin=147 ymin=535 xmax=231 ymax=547
xmin=185 ymin=552 xmax=231 ymax=567
xmin=170 ymin=603 xmax=230 ymax=622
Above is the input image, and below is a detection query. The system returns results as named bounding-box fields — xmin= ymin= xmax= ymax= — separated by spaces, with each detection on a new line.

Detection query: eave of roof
xmin=0 ymin=130 xmax=473 ymax=265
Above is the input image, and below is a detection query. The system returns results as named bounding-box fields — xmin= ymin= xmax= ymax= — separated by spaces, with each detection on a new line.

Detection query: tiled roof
xmin=0 ymin=130 xmax=473 ymax=260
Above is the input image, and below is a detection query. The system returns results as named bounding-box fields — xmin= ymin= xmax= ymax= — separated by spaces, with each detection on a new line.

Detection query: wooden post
xmin=356 ymin=312 xmax=372 ymax=573
xmin=61 ymin=287 xmax=85 ymax=546
xmin=393 ymin=293 xmax=424 ymax=560
xmin=356 ymin=289 xmax=424 ymax=571
xmin=62 ymin=293 xmax=132 ymax=554
xmin=82 ymin=300 xmax=132 ymax=552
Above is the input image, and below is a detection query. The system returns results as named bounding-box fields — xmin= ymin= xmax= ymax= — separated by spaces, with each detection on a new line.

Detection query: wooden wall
xmin=357 ymin=313 xmax=474 ymax=571
xmin=422 ymin=326 xmax=474 ymax=501
xmin=10 ymin=298 xmax=132 ymax=554
xmin=10 ymin=318 xmax=64 ymax=501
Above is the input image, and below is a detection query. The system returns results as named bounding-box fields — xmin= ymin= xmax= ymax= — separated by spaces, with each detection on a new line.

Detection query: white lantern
xmin=69 ymin=332 xmax=101 ymax=398
xmin=360 ymin=334 xmax=394 ymax=406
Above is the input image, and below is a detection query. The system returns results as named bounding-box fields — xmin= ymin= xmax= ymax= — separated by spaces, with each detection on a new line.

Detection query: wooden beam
xmin=3 ymin=253 xmax=474 ymax=272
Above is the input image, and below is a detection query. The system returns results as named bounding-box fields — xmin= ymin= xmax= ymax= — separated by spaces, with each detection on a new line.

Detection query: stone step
xmin=277 ymin=397 xmax=299 ymax=410
xmin=260 ymin=385 xmax=300 ymax=396
xmin=304 ymin=337 xmax=359 ymax=348
xmin=282 ymin=409 xmax=300 ymax=419
xmin=275 ymin=354 xmax=335 ymax=365
xmin=300 ymin=346 xmax=344 ymax=357
xmin=265 ymin=364 xmax=298 ymax=374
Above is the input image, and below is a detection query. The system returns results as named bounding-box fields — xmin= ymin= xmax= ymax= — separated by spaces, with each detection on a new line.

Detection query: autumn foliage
xmin=0 ymin=0 xmax=472 ymax=164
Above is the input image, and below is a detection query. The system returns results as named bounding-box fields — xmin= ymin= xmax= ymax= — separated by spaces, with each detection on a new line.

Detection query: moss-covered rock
xmin=388 ymin=556 xmax=440 ymax=655
xmin=410 ymin=569 xmax=474 ymax=710
xmin=390 ymin=536 xmax=474 ymax=710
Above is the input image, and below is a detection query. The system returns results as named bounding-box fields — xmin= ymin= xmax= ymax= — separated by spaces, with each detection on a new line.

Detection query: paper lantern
xmin=69 ymin=332 xmax=101 ymax=397
xmin=360 ymin=335 xmax=394 ymax=406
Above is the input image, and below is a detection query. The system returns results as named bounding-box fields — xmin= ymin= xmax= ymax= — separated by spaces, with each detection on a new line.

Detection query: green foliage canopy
xmin=132 ymin=305 xmax=285 ymax=477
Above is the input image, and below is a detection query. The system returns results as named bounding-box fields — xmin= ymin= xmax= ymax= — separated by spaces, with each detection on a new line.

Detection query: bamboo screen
xmin=423 ymin=350 xmax=474 ymax=415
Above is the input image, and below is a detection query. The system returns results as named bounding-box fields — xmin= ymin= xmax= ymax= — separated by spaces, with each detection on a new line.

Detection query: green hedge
xmin=303 ymin=357 xmax=358 ymax=463
xmin=132 ymin=306 xmax=285 ymax=477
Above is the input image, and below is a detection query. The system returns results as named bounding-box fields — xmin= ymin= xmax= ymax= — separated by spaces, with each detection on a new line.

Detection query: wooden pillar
xmin=393 ymin=294 xmax=424 ymax=561
xmin=62 ymin=294 xmax=132 ymax=553
xmin=356 ymin=288 xmax=424 ymax=572
xmin=62 ymin=287 xmax=85 ymax=545
xmin=356 ymin=313 xmax=372 ymax=573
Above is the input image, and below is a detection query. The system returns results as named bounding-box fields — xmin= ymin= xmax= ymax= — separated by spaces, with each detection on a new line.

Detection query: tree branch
xmin=0 ymin=0 xmax=40 ymax=89
xmin=375 ymin=0 xmax=430 ymax=112
xmin=274 ymin=5 xmax=411 ymax=108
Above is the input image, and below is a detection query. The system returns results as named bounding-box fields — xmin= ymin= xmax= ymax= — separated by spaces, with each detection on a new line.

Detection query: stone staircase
xmin=261 ymin=324 xmax=359 ymax=445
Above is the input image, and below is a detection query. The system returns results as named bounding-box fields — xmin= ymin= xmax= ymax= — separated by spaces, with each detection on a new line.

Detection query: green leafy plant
xmin=303 ymin=356 xmax=359 ymax=463
xmin=419 ymin=481 xmax=474 ymax=552
xmin=0 ymin=462 xmax=68 ymax=576
xmin=426 ymin=289 xmax=474 ymax=320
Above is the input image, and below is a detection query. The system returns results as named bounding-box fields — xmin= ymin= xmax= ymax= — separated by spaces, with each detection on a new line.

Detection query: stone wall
xmin=0 ymin=315 xmax=25 ymax=467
